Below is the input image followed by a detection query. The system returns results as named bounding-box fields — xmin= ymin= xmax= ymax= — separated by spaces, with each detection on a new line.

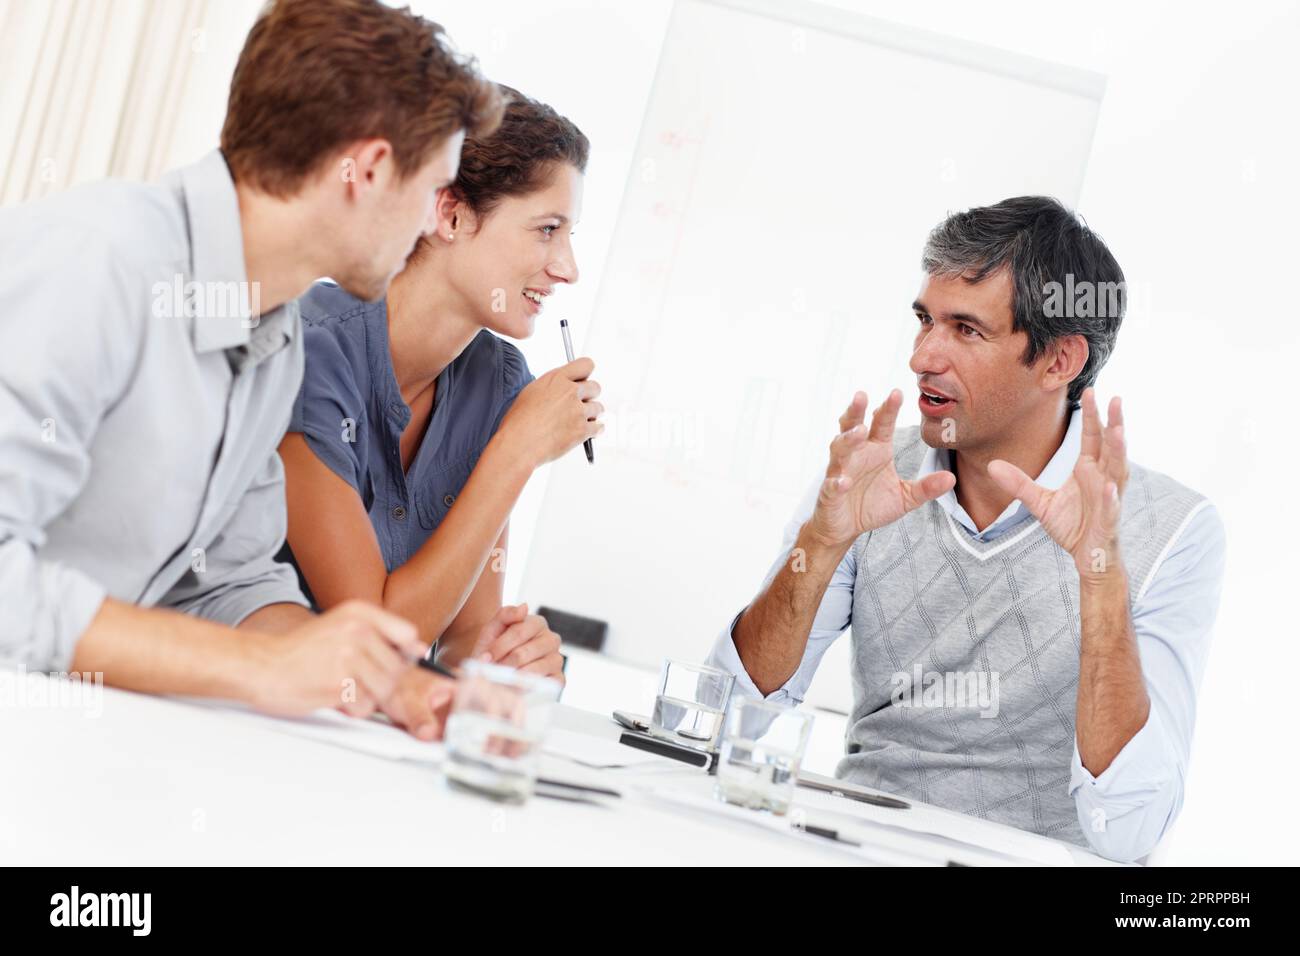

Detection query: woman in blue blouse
xmin=278 ymin=89 xmax=602 ymax=735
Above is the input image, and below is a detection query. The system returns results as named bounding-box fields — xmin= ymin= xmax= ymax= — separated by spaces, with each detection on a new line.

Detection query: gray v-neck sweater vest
xmin=836 ymin=426 xmax=1205 ymax=847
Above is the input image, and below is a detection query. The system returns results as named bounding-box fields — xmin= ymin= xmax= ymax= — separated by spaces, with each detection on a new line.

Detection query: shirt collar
xmin=163 ymin=149 xmax=295 ymax=357
xmin=364 ymin=297 xmax=412 ymax=429
xmin=915 ymin=405 xmax=1082 ymax=540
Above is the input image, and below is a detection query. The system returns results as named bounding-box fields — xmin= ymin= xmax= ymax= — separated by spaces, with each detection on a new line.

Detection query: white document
xmin=647 ymin=785 xmax=1076 ymax=866
xmin=178 ymin=698 xmax=445 ymax=765
xmin=791 ymin=784 xmax=1076 ymax=866
xmin=542 ymin=726 xmax=687 ymax=772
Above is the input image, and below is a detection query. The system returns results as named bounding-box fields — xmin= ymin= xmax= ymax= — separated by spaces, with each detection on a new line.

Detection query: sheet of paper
xmin=643 ymin=787 xmax=930 ymax=865
xmin=646 ymin=785 xmax=1074 ymax=866
xmin=542 ymin=726 xmax=685 ymax=771
xmin=792 ymin=784 xmax=1076 ymax=866
xmin=177 ymin=698 xmax=445 ymax=765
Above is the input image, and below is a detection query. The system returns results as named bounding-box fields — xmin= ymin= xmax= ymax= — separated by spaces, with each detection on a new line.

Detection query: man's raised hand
xmin=806 ymin=389 xmax=955 ymax=548
xmin=987 ymin=388 xmax=1129 ymax=580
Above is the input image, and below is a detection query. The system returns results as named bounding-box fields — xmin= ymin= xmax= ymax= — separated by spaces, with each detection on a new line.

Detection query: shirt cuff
xmin=1069 ymin=704 xmax=1177 ymax=795
xmin=45 ymin=562 xmax=108 ymax=672
xmin=0 ymin=552 xmax=108 ymax=673
xmin=704 ymin=609 xmax=803 ymax=705
xmin=1069 ymin=704 xmax=1181 ymax=859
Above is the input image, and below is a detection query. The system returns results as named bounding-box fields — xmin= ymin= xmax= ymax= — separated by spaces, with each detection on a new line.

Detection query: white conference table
xmin=1 ymin=656 xmax=1116 ymax=867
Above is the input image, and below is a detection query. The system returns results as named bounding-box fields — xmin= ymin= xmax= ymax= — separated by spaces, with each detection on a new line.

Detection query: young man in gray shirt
xmin=0 ymin=0 xmax=514 ymax=736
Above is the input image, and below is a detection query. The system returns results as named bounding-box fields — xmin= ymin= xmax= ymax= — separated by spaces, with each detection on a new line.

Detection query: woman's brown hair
xmin=449 ymin=85 xmax=590 ymax=219
xmin=406 ymin=85 xmax=589 ymax=266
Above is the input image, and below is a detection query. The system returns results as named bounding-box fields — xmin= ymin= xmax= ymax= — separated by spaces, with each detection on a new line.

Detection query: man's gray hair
xmin=921 ymin=196 xmax=1126 ymax=405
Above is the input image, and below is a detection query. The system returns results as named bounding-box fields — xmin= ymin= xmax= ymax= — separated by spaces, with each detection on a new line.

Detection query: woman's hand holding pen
xmin=499 ymin=357 xmax=603 ymax=467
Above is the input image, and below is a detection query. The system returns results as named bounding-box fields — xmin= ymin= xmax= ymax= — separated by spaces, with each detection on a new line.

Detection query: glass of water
xmin=649 ymin=659 xmax=735 ymax=751
xmin=442 ymin=659 xmax=561 ymax=803
xmin=715 ymin=697 xmax=814 ymax=814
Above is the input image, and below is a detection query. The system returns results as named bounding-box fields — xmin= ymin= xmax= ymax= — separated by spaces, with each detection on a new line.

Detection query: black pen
xmin=560 ymin=319 xmax=595 ymax=464
xmin=417 ymin=655 xmax=458 ymax=680
xmin=796 ymin=823 xmax=862 ymax=848
xmin=536 ymin=777 xmax=622 ymax=799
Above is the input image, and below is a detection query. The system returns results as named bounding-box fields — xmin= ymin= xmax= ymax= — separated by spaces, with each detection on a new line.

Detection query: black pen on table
xmin=559 ymin=318 xmax=595 ymax=464
xmin=417 ymin=654 xmax=458 ymax=680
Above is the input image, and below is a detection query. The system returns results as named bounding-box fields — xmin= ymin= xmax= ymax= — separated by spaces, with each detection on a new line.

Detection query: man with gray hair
xmin=708 ymin=196 xmax=1224 ymax=862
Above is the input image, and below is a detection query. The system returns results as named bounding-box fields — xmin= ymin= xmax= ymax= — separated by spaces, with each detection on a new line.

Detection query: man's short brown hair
xmin=221 ymin=0 xmax=504 ymax=197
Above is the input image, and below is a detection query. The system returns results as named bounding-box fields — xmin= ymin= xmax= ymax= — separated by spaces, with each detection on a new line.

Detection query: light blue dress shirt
xmin=0 ymin=150 xmax=308 ymax=671
xmin=708 ymin=407 xmax=1226 ymax=861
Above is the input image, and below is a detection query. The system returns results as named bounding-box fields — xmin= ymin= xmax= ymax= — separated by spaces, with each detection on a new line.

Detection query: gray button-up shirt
xmin=0 ymin=149 xmax=308 ymax=672
xmin=287 ymin=281 xmax=532 ymax=579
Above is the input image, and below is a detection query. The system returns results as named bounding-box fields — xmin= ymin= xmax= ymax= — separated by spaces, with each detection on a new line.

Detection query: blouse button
xmin=443 ymin=494 xmax=456 ymax=507
xmin=392 ymin=506 xmax=406 ymax=520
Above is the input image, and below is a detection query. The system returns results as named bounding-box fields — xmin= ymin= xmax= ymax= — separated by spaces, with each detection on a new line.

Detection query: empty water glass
xmin=442 ymin=660 xmax=561 ymax=803
xmin=715 ymin=697 xmax=814 ymax=814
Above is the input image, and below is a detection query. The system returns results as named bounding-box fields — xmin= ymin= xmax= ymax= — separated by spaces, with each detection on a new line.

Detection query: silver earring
xmin=446 ymin=232 xmax=454 ymax=240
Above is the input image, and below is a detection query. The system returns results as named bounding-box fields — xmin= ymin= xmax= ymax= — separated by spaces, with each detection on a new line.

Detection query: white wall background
xmin=5 ymin=0 xmax=1294 ymax=865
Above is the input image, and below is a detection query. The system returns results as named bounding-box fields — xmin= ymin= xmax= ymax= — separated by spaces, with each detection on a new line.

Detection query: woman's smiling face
xmin=447 ymin=161 xmax=584 ymax=340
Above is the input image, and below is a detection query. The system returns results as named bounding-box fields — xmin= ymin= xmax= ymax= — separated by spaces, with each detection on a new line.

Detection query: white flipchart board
xmin=521 ymin=0 xmax=1104 ymax=711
